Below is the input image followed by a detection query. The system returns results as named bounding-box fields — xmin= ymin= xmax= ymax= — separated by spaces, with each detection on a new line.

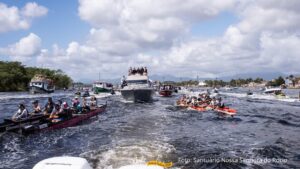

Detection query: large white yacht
xmin=120 ymin=68 xmax=154 ymax=102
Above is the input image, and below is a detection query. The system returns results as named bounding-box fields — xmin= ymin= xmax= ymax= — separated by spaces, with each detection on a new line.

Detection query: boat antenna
xmin=98 ymin=72 xmax=101 ymax=81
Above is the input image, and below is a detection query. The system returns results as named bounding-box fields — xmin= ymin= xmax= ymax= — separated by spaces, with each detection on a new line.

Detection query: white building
xmin=198 ymin=81 xmax=207 ymax=87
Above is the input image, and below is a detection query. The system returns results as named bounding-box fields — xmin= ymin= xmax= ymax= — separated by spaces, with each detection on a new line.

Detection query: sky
xmin=0 ymin=0 xmax=300 ymax=81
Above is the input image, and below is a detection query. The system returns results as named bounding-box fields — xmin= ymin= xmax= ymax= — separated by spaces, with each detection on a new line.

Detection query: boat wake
xmin=220 ymin=92 xmax=300 ymax=103
xmin=0 ymin=92 xmax=74 ymax=101
xmin=81 ymin=140 xmax=177 ymax=169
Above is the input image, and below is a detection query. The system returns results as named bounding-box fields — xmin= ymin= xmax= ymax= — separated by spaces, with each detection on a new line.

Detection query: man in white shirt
xmin=12 ymin=104 xmax=29 ymax=121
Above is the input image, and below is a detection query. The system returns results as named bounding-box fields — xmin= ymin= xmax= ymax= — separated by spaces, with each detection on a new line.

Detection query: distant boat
xmin=120 ymin=68 xmax=154 ymax=102
xmin=264 ymin=87 xmax=282 ymax=94
xmin=247 ymin=90 xmax=253 ymax=95
xmin=92 ymin=81 xmax=113 ymax=94
xmin=159 ymin=84 xmax=173 ymax=97
xmin=264 ymin=87 xmax=286 ymax=98
xmin=29 ymin=74 xmax=54 ymax=94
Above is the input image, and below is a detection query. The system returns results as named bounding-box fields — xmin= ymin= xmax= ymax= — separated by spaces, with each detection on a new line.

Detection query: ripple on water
xmin=1 ymin=90 xmax=300 ymax=169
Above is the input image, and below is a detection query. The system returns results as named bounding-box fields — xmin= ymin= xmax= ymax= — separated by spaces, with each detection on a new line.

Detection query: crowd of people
xmin=159 ymin=85 xmax=173 ymax=91
xmin=178 ymin=93 xmax=225 ymax=108
xmin=12 ymin=96 xmax=98 ymax=122
xmin=128 ymin=67 xmax=148 ymax=76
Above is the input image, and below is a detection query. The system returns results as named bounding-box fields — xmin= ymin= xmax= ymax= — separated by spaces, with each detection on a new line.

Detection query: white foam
xmin=220 ymin=92 xmax=300 ymax=103
xmin=0 ymin=92 xmax=73 ymax=101
xmin=81 ymin=140 xmax=176 ymax=169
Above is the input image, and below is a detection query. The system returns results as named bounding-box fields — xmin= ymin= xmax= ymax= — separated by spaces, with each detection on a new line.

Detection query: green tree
xmin=0 ymin=61 xmax=73 ymax=92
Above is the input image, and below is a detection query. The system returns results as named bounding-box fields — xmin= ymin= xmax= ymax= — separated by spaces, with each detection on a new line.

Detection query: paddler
xmin=31 ymin=100 xmax=41 ymax=115
xmin=82 ymin=97 xmax=90 ymax=113
xmin=44 ymin=97 xmax=54 ymax=116
xmin=72 ymin=96 xmax=80 ymax=108
xmin=216 ymin=97 xmax=225 ymax=108
xmin=210 ymin=97 xmax=217 ymax=108
xmin=49 ymin=104 xmax=64 ymax=122
xmin=12 ymin=104 xmax=29 ymax=121
xmin=49 ymin=104 xmax=60 ymax=119
xmin=90 ymin=96 xmax=97 ymax=108
xmin=72 ymin=96 xmax=82 ymax=113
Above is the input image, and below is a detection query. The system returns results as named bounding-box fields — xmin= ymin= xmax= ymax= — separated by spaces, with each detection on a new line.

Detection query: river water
xmin=0 ymin=89 xmax=300 ymax=169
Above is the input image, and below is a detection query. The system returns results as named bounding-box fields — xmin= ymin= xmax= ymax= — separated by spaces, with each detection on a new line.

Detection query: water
xmin=0 ymin=89 xmax=300 ymax=169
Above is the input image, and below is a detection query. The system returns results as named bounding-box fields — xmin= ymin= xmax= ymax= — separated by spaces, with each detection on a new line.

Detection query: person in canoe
xmin=44 ymin=97 xmax=54 ymax=116
xmin=72 ymin=96 xmax=82 ymax=113
xmin=30 ymin=100 xmax=41 ymax=115
xmin=82 ymin=97 xmax=90 ymax=113
xmin=12 ymin=104 xmax=29 ymax=121
xmin=49 ymin=104 xmax=64 ymax=122
xmin=90 ymin=96 xmax=97 ymax=109
xmin=216 ymin=97 xmax=225 ymax=108
xmin=61 ymin=101 xmax=72 ymax=119
xmin=210 ymin=97 xmax=217 ymax=108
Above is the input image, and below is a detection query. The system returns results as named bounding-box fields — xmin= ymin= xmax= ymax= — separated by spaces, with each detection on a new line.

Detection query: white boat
xmin=33 ymin=157 xmax=168 ymax=169
xmin=92 ymin=81 xmax=113 ymax=94
xmin=29 ymin=74 xmax=54 ymax=94
xmin=120 ymin=69 xmax=154 ymax=102
xmin=263 ymin=87 xmax=286 ymax=99
xmin=264 ymin=87 xmax=282 ymax=94
xmin=33 ymin=156 xmax=92 ymax=169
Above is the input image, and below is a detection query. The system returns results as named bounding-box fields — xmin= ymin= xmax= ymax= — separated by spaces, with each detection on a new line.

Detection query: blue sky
xmin=1 ymin=0 xmax=299 ymax=80
xmin=0 ymin=0 xmax=89 ymax=49
xmin=191 ymin=11 xmax=238 ymax=38
xmin=0 ymin=0 xmax=236 ymax=49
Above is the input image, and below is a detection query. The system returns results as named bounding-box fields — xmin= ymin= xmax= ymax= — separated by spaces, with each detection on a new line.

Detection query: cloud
xmin=0 ymin=33 xmax=42 ymax=62
xmin=0 ymin=2 xmax=47 ymax=33
xmin=78 ymin=0 xmax=235 ymax=50
xmin=4 ymin=0 xmax=300 ymax=81
xmin=21 ymin=2 xmax=48 ymax=18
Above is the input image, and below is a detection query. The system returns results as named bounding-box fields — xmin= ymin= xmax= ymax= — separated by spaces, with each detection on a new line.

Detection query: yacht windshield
xmin=127 ymin=80 xmax=148 ymax=84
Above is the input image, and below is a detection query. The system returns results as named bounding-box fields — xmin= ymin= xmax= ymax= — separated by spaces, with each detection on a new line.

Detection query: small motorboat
xmin=247 ymin=90 xmax=253 ymax=95
xmin=264 ymin=87 xmax=286 ymax=98
xmin=158 ymin=84 xmax=173 ymax=97
xmin=82 ymin=90 xmax=90 ymax=97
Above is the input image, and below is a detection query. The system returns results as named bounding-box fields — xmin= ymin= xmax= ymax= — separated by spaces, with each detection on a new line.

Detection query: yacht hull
xmin=121 ymin=89 xmax=154 ymax=102
xmin=29 ymin=86 xmax=54 ymax=94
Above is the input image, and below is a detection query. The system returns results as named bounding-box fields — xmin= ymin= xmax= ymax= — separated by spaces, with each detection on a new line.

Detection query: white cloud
xmin=21 ymin=2 xmax=48 ymax=18
xmin=0 ymin=33 xmax=42 ymax=62
xmin=4 ymin=0 xmax=300 ymax=81
xmin=0 ymin=2 xmax=47 ymax=33
xmin=78 ymin=0 xmax=235 ymax=50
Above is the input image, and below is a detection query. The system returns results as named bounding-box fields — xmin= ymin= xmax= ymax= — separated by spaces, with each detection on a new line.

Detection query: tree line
xmin=169 ymin=76 xmax=289 ymax=87
xmin=0 ymin=61 xmax=73 ymax=92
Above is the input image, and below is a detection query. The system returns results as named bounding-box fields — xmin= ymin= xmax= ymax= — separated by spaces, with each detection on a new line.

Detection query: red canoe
xmin=213 ymin=107 xmax=237 ymax=115
xmin=188 ymin=105 xmax=237 ymax=116
xmin=41 ymin=105 xmax=107 ymax=131
xmin=20 ymin=104 xmax=107 ymax=134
